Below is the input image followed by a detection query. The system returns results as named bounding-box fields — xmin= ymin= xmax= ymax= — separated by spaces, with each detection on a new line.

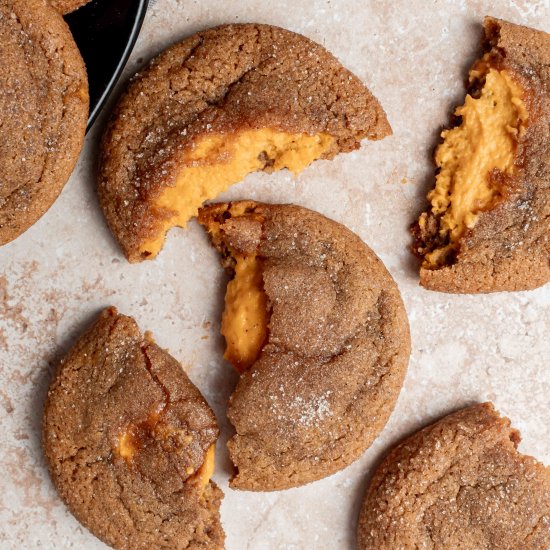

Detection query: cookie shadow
xmin=401 ymin=138 xmax=435 ymax=281
xmin=28 ymin=308 xmax=104 ymax=479
xmin=211 ymin=364 xmax=239 ymax=481
xmin=80 ymin=48 xmax=155 ymax=259
xmin=198 ymin=263 xmax=240 ymax=480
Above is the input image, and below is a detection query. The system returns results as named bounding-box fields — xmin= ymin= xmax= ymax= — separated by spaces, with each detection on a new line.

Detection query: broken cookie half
xmin=358 ymin=403 xmax=550 ymax=549
xmin=99 ymin=23 xmax=391 ymax=262
xmin=199 ymin=202 xmax=410 ymax=491
xmin=43 ymin=308 xmax=224 ymax=550
xmin=412 ymin=17 xmax=550 ymax=293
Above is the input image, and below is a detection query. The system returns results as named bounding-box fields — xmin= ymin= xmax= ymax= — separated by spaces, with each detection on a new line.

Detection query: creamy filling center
xmin=420 ymin=63 xmax=528 ymax=268
xmin=140 ymin=129 xmax=333 ymax=259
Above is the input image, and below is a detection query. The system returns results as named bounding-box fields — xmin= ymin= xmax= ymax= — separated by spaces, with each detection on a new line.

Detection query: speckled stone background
xmin=1 ymin=0 xmax=549 ymax=548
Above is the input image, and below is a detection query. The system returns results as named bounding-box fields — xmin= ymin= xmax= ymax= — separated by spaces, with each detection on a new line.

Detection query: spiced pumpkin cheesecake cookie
xmin=357 ymin=403 xmax=550 ymax=549
xmin=0 ymin=0 xmax=89 ymax=246
xmin=412 ymin=17 xmax=550 ymax=293
xmin=43 ymin=308 xmax=224 ymax=549
xmin=99 ymin=23 xmax=391 ymax=262
xmin=50 ymin=0 xmax=91 ymax=14
xmin=199 ymin=201 xmax=410 ymax=491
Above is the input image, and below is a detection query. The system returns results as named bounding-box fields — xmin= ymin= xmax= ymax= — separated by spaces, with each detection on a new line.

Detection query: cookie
xmin=411 ymin=17 xmax=550 ymax=293
xmin=198 ymin=201 xmax=410 ymax=491
xmin=99 ymin=23 xmax=391 ymax=263
xmin=357 ymin=403 xmax=550 ymax=549
xmin=0 ymin=0 xmax=89 ymax=246
xmin=50 ymin=0 xmax=91 ymax=14
xmin=43 ymin=308 xmax=224 ymax=549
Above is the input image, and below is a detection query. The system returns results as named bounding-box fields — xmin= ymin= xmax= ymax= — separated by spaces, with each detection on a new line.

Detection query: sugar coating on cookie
xmin=43 ymin=308 xmax=224 ymax=549
xmin=99 ymin=23 xmax=391 ymax=262
xmin=199 ymin=202 xmax=410 ymax=491
xmin=49 ymin=0 xmax=91 ymax=14
xmin=0 ymin=0 xmax=88 ymax=246
xmin=411 ymin=17 xmax=550 ymax=293
xmin=357 ymin=403 xmax=550 ymax=549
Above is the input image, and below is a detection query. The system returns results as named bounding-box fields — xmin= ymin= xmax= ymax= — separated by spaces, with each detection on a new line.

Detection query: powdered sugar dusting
xmin=269 ymin=386 xmax=333 ymax=428
xmin=293 ymin=391 xmax=333 ymax=426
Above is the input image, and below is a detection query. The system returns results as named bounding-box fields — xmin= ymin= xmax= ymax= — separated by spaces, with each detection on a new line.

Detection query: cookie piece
xmin=43 ymin=308 xmax=224 ymax=549
xmin=0 ymin=0 xmax=89 ymax=246
xmin=357 ymin=403 xmax=550 ymax=550
xmin=411 ymin=17 xmax=550 ymax=293
xmin=99 ymin=23 xmax=391 ymax=263
xmin=199 ymin=201 xmax=410 ymax=491
xmin=50 ymin=0 xmax=91 ymax=14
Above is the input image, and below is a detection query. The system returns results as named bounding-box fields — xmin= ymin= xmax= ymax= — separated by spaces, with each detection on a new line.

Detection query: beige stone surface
xmin=0 ymin=1 xmax=548 ymax=548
